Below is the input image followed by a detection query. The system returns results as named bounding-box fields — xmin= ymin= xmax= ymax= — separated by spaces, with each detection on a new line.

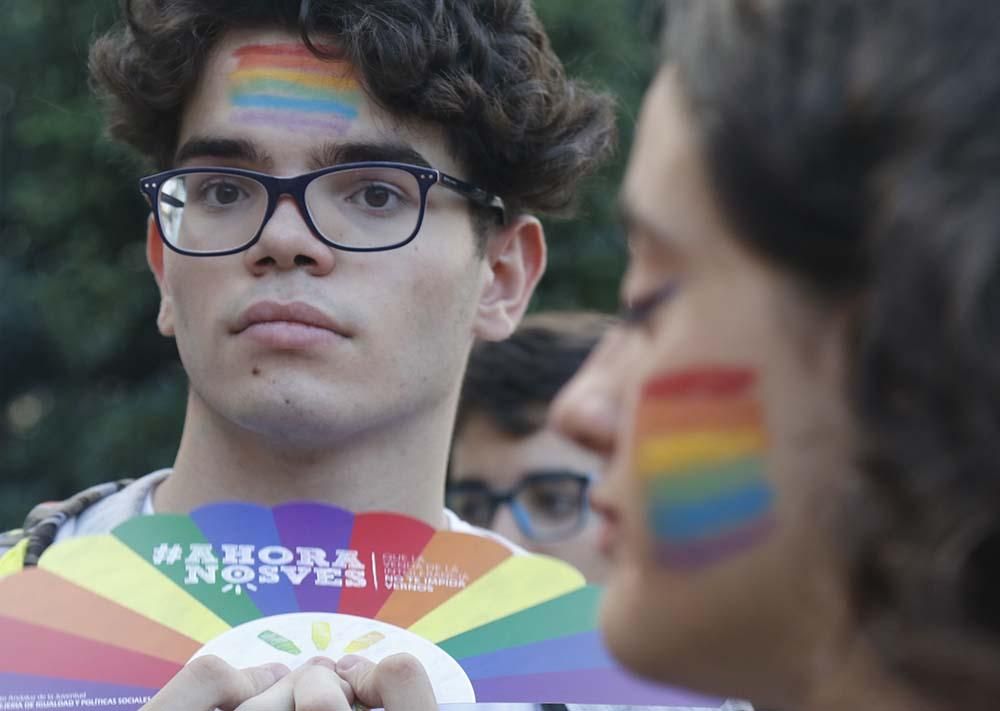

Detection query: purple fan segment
xmin=273 ymin=502 xmax=355 ymax=612
xmin=0 ymin=673 xmax=157 ymax=711
xmin=471 ymin=667 xmax=725 ymax=706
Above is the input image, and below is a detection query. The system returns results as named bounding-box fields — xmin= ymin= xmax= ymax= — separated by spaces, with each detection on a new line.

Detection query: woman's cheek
xmin=628 ymin=366 xmax=777 ymax=571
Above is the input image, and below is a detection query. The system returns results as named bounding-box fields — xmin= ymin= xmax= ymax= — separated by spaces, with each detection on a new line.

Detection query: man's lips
xmin=233 ymin=301 xmax=352 ymax=348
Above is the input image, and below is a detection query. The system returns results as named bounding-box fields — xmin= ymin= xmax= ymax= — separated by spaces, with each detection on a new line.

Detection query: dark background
xmin=0 ymin=0 xmax=658 ymax=528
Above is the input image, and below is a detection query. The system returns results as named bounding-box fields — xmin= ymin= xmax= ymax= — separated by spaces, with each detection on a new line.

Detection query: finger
xmin=336 ymin=653 xmax=438 ymax=711
xmin=143 ymin=655 xmax=289 ymax=711
xmin=304 ymin=657 xmax=355 ymax=702
xmin=293 ymin=660 xmax=354 ymax=711
xmin=236 ymin=657 xmax=353 ymax=711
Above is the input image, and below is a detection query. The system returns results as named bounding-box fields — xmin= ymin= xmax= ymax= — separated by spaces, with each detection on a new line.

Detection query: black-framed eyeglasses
xmin=138 ymin=161 xmax=507 ymax=257
xmin=446 ymin=470 xmax=593 ymax=543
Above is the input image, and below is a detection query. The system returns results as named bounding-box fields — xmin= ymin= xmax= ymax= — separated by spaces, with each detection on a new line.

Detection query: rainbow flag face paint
xmin=632 ymin=367 xmax=775 ymax=569
xmin=228 ymin=43 xmax=362 ymax=135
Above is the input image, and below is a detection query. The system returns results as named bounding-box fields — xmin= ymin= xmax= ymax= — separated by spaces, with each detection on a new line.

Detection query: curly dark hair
xmin=664 ymin=0 xmax=1000 ymax=705
xmin=456 ymin=311 xmax=613 ymax=438
xmin=89 ymin=0 xmax=617 ymax=219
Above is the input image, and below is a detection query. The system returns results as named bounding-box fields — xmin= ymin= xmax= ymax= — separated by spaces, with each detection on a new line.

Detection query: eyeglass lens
xmin=447 ymin=472 xmax=589 ymax=542
xmin=156 ymin=167 xmax=424 ymax=253
xmin=518 ymin=474 xmax=589 ymax=540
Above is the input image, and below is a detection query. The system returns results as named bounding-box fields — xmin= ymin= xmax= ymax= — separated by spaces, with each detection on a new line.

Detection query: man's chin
xmin=232 ymin=407 xmax=363 ymax=449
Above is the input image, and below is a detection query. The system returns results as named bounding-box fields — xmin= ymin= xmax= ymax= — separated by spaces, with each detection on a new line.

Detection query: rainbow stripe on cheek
xmin=633 ymin=368 xmax=775 ymax=569
xmin=228 ymin=44 xmax=361 ymax=135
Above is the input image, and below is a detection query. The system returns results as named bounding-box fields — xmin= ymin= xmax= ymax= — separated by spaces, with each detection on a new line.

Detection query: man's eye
xmin=362 ymin=185 xmax=392 ymax=208
xmin=347 ymin=182 xmax=404 ymax=212
xmin=536 ymin=492 xmax=576 ymax=516
xmin=197 ymin=180 xmax=249 ymax=207
xmin=212 ymin=184 xmax=242 ymax=204
xmin=461 ymin=500 xmax=490 ymax=521
xmin=524 ymin=485 xmax=582 ymax=520
xmin=447 ymin=488 xmax=494 ymax=526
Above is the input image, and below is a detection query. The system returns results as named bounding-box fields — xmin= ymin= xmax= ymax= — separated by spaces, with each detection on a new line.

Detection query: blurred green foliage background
xmin=0 ymin=1 xmax=658 ymax=528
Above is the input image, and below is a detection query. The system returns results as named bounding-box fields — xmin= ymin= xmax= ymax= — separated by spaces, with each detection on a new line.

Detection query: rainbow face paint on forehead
xmin=632 ymin=367 xmax=775 ymax=569
xmin=228 ymin=43 xmax=362 ymax=135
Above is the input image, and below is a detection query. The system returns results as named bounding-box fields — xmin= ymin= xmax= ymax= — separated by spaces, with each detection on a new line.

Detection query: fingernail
xmin=336 ymin=654 xmax=363 ymax=672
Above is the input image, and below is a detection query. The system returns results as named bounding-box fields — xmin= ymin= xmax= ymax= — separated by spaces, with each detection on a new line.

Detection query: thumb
xmin=336 ymin=653 xmax=437 ymax=711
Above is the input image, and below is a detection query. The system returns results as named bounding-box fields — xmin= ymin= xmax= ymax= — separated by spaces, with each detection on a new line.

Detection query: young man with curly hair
xmin=0 ymin=1 xmax=624 ymax=708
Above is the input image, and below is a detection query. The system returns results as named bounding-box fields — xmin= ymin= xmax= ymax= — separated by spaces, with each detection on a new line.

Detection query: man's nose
xmin=244 ymin=195 xmax=337 ymax=275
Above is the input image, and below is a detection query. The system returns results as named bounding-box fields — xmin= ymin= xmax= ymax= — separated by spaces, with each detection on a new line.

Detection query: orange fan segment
xmin=374 ymin=531 xmax=512 ymax=628
xmin=0 ymin=568 xmax=200 ymax=665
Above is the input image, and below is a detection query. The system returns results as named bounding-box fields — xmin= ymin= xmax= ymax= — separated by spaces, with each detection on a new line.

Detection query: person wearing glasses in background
xmin=0 ymin=1 xmax=619 ymax=708
xmin=449 ymin=312 xmax=613 ymax=582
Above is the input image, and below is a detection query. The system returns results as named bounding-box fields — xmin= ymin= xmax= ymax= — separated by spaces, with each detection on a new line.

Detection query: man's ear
xmin=146 ymin=215 xmax=176 ymax=337
xmin=473 ymin=215 xmax=546 ymax=341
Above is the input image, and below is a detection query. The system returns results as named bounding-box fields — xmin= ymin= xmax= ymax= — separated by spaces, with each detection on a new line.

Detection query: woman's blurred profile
xmin=552 ymin=2 xmax=1000 ymax=709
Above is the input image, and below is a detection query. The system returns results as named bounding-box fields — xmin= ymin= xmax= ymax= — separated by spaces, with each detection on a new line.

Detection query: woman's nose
xmin=550 ymin=329 xmax=629 ymax=460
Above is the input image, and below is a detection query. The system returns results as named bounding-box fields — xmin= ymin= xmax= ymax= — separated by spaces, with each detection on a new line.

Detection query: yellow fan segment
xmin=408 ymin=554 xmax=586 ymax=642
xmin=0 ymin=539 xmax=27 ymax=578
xmin=39 ymin=534 xmax=230 ymax=643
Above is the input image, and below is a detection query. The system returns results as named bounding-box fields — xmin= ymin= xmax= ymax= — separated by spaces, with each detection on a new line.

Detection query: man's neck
xmin=153 ymin=392 xmax=452 ymax=529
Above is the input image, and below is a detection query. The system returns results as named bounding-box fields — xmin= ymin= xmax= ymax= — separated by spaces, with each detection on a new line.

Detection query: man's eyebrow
xmin=174 ymin=137 xmax=271 ymax=168
xmin=172 ymin=137 xmax=435 ymax=172
xmin=311 ymin=141 xmax=434 ymax=171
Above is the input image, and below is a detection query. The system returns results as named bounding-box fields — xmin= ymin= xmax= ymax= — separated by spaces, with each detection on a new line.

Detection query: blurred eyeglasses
xmin=138 ymin=162 xmax=506 ymax=256
xmin=446 ymin=470 xmax=592 ymax=543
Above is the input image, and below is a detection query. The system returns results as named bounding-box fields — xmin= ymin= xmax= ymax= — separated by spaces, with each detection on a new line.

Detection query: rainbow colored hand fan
xmin=0 ymin=502 xmax=722 ymax=710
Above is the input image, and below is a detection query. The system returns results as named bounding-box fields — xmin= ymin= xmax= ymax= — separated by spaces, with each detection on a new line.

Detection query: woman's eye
xmin=620 ymin=281 xmax=678 ymax=330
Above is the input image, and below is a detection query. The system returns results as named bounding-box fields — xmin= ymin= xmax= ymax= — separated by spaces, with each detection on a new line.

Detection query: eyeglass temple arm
xmin=159 ymin=193 xmax=184 ymax=208
xmin=438 ymin=173 xmax=507 ymax=225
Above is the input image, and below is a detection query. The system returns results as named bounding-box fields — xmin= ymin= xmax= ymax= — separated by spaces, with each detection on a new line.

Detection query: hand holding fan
xmin=0 ymin=502 xmax=722 ymax=709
